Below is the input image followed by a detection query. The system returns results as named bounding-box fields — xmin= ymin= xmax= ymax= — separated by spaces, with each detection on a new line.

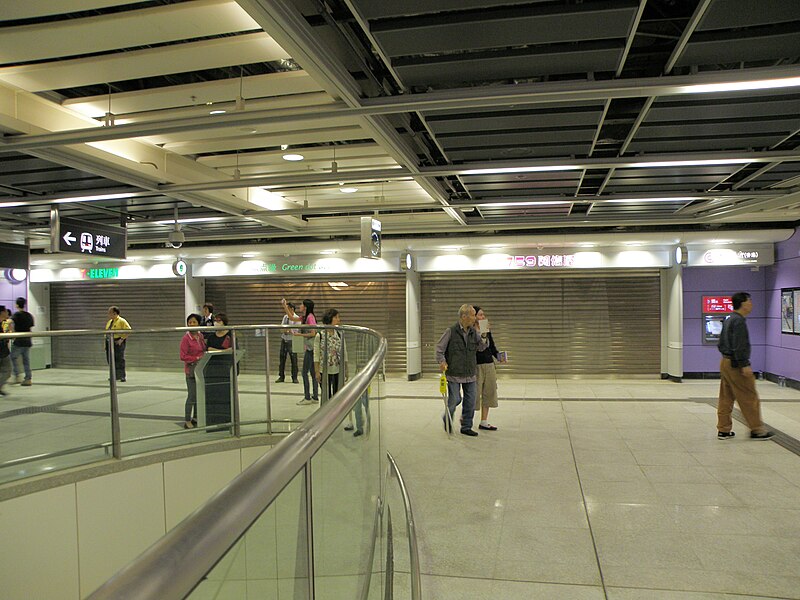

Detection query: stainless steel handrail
xmin=0 ymin=323 xmax=362 ymax=477
xmin=86 ymin=332 xmax=387 ymax=600
xmin=387 ymin=452 xmax=423 ymax=600
xmin=0 ymin=322 xmax=374 ymax=339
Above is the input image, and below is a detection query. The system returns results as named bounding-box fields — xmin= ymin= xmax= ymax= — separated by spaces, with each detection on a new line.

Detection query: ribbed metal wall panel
xmin=205 ymin=274 xmax=406 ymax=374
xmin=421 ymin=270 xmax=661 ymax=375
xmin=51 ymin=280 xmax=185 ymax=370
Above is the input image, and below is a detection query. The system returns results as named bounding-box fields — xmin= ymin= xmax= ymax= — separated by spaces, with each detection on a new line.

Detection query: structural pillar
xmin=184 ymin=262 xmax=204 ymax=317
xmin=661 ymin=264 xmax=684 ymax=381
xmin=406 ymin=269 xmax=421 ymax=380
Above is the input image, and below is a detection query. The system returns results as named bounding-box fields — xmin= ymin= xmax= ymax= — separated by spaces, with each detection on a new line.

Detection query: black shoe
xmin=717 ymin=431 xmax=736 ymax=440
xmin=117 ymin=378 xmax=126 ymax=383
xmin=353 ymin=429 xmax=363 ymax=437
xmin=460 ymin=428 xmax=478 ymax=437
xmin=750 ymin=430 xmax=775 ymax=440
xmin=442 ymin=413 xmax=452 ymax=434
xmin=292 ymin=379 xmax=300 ymax=384
xmin=344 ymin=424 xmax=354 ymax=431
xmin=275 ymin=377 xmax=285 ymax=383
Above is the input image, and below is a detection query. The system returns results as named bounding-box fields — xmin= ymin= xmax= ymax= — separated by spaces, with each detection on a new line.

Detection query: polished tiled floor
xmin=2 ymin=370 xmax=800 ymax=599
xmin=382 ymin=377 xmax=800 ymax=600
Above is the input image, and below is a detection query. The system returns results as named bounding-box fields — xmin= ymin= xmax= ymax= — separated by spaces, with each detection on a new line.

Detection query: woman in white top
xmin=314 ymin=308 xmax=347 ymax=401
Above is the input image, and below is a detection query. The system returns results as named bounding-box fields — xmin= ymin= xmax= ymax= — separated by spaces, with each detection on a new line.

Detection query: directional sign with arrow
xmin=62 ymin=231 xmax=77 ymax=247
xmin=51 ymin=212 xmax=127 ymax=259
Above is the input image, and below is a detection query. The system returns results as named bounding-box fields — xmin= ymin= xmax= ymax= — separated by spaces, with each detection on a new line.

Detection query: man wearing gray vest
xmin=436 ymin=304 xmax=488 ymax=437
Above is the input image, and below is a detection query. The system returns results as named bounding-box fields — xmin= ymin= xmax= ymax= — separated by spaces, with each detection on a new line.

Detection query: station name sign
xmin=51 ymin=214 xmax=127 ymax=260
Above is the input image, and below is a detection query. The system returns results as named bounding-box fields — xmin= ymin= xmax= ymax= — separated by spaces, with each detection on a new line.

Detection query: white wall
xmin=0 ymin=445 xmax=271 ymax=599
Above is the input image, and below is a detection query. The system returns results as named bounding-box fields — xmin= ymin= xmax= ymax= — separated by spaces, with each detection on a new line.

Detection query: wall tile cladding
xmin=682 ymin=228 xmax=800 ymax=379
xmin=765 ymin=229 xmax=800 ymax=381
xmin=682 ymin=265 xmax=766 ymax=373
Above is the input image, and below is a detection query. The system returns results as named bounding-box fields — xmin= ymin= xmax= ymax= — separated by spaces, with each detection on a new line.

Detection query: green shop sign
xmin=82 ymin=268 xmax=119 ymax=279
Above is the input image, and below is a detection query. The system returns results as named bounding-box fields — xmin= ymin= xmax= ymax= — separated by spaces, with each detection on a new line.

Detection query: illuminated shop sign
xmin=252 ymin=262 xmax=330 ymax=273
xmin=82 ymin=268 xmax=119 ymax=279
xmin=508 ymin=255 xmax=577 ymax=268
xmin=702 ymin=296 xmax=733 ymax=313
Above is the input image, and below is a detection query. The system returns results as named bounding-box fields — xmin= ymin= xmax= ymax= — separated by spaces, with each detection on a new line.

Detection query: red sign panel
xmin=703 ymin=296 xmax=733 ymax=313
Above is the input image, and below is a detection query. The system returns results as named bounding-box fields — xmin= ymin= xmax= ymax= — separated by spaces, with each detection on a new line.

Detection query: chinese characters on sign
xmin=702 ymin=296 xmax=733 ymax=313
xmin=508 ymin=255 xmax=576 ymax=268
xmin=56 ymin=216 xmax=127 ymax=259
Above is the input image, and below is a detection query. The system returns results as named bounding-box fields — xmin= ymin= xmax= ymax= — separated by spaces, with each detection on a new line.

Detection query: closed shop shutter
xmin=421 ymin=270 xmax=661 ymax=376
xmin=205 ymin=274 xmax=406 ymax=374
xmin=50 ymin=280 xmax=185 ymax=370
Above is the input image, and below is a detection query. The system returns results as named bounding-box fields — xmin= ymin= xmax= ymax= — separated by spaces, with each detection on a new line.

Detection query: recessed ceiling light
xmin=320 ymin=250 xmax=337 ymax=255
xmin=242 ymin=253 xmax=259 ymax=258
xmin=209 ymin=109 xmax=226 ymax=115
xmin=339 ymin=187 xmax=358 ymax=194
xmin=283 ymin=153 xmax=304 ymax=161
xmin=625 ymin=242 xmax=643 ymax=247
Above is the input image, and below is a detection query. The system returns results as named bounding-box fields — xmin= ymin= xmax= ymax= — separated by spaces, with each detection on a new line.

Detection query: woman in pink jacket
xmin=180 ymin=313 xmax=206 ymax=429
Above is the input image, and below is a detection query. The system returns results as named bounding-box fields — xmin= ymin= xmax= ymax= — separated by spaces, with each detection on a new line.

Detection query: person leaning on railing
xmin=180 ymin=314 xmax=206 ymax=429
xmin=314 ymin=308 xmax=348 ymax=402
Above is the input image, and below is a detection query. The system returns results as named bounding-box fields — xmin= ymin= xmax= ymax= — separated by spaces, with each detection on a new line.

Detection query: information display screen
xmin=704 ymin=314 xmax=729 ymax=344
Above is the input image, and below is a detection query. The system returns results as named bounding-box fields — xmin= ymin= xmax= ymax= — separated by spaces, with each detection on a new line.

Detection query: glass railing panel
xmin=0 ymin=331 xmax=117 ymax=484
xmin=186 ymin=468 xmax=310 ymax=600
xmin=311 ymin=368 xmax=384 ymax=600
xmin=229 ymin=328 xmax=269 ymax=436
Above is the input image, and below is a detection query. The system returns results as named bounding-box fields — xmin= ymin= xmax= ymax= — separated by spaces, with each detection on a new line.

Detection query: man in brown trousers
xmin=717 ymin=292 xmax=774 ymax=440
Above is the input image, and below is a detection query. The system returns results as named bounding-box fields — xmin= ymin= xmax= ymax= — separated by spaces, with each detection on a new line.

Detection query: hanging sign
xmin=51 ymin=214 xmax=127 ymax=259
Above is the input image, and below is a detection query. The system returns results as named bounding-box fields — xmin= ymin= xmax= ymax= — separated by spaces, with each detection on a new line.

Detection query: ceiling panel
xmin=393 ymin=45 xmax=623 ymax=87
xmin=0 ymin=32 xmax=289 ymax=92
xmin=0 ymin=0 xmax=259 ymax=65
xmin=373 ymin=4 xmax=636 ymax=56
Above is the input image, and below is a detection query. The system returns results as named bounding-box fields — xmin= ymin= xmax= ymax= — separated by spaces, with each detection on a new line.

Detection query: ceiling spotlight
xmin=339 ymin=187 xmax=358 ymax=194
xmin=280 ymin=144 xmax=289 ymax=151
xmin=282 ymin=153 xmax=304 ymax=161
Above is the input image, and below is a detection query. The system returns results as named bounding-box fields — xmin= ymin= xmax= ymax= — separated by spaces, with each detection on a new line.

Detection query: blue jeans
xmin=11 ymin=345 xmax=31 ymax=380
xmin=447 ymin=380 xmax=476 ymax=430
xmin=302 ymin=349 xmax=319 ymax=401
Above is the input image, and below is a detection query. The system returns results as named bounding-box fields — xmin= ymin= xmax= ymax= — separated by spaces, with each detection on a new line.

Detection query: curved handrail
xmin=387 ymin=452 xmax=423 ymax=600
xmin=86 ymin=332 xmax=387 ymax=600
xmin=0 ymin=323 xmax=376 ymax=472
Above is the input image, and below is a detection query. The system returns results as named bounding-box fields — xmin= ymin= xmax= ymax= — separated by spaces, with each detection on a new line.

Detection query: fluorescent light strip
xmin=681 ymin=76 xmax=800 ymax=95
xmin=461 ymin=166 xmax=580 ymax=176
xmin=153 ymin=217 xmax=227 ymax=225
xmin=477 ymin=201 xmax=572 ymax=208
xmin=604 ymin=197 xmax=701 ymax=204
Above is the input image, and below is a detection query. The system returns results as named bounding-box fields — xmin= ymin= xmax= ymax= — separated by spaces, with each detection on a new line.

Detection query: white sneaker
xmin=296 ymin=398 xmax=314 ymax=406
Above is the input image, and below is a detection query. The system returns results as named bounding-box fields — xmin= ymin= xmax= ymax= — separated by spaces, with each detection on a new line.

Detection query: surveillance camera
xmin=167 ymin=229 xmax=185 ymax=249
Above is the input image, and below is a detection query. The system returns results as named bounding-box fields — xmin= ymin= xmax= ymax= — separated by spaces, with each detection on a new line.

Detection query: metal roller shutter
xmin=205 ymin=274 xmax=406 ymax=374
xmin=421 ymin=270 xmax=661 ymax=376
xmin=50 ymin=280 xmax=185 ymax=370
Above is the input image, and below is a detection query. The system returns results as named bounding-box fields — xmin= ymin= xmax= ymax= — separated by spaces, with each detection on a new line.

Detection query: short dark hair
xmin=322 ymin=308 xmax=339 ymax=325
xmin=108 ymin=306 xmax=120 ymax=316
xmin=286 ymin=302 xmax=296 ymax=310
xmin=214 ymin=312 xmax=229 ymax=326
xmin=15 ymin=297 xmax=25 ymax=309
xmin=0 ymin=305 xmax=7 ymax=315
xmin=187 ymin=313 xmax=202 ymax=325
xmin=203 ymin=303 xmax=214 ymax=313
xmin=732 ymin=292 xmax=751 ymax=310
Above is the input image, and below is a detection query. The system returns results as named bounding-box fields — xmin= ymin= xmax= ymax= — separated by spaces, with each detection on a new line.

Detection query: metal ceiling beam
xmin=154 ymin=150 xmax=800 ymax=194
xmin=236 ymin=0 xmax=463 ymax=225
xmin=696 ymin=189 xmax=800 ymax=220
xmin=595 ymin=2 xmax=713 ymax=197
xmin=3 ymin=66 xmax=800 ymax=152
